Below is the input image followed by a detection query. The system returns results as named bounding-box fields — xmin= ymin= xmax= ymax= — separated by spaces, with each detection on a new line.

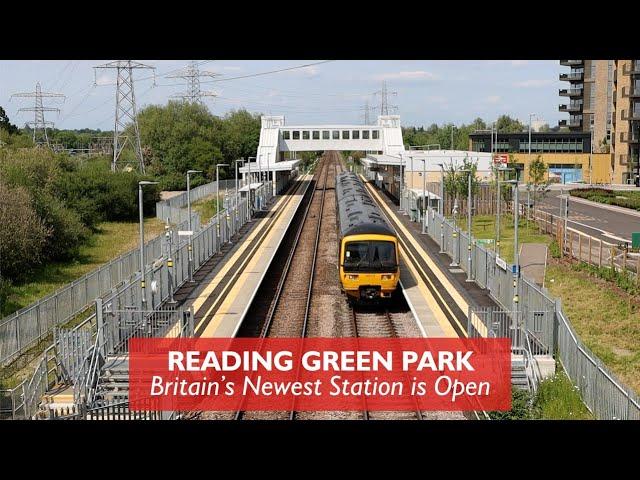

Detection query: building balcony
xmin=619 ymin=155 xmax=640 ymax=167
xmin=621 ymin=131 xmax=640 ymax=143
xmin=559 ymin=103 xmax=582 ymax=113
xmin=560 ymin=60 xmax=583 ymax=66
xmin=622 ymin=110 xmax=640 ymax=121
xmin=622 ymin=85 xmax=640 ymax=98
xmin=559 ymin=88 xmax=584 ymax=97
xmin=623 ymin=63 xmax=640 ymax=75
xmin=559 ymin=119 xmax=582 ymax=128
xmin=560 ymin=72 xmax=584 ymax=81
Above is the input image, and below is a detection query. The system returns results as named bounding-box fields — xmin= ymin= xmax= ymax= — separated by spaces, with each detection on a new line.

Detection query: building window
xmin=302 ymin=130 xmax=310 ymax=140
xmin=282 ymin=131 xmax=290 ymax=140
xmin=342 ymin=130 xmax=350 ymax=139
xmin=352 ymin=130 xmax=360 ymax=139
xmin=312 ymin=130 xmax=320 ymax=140
xmin=322 ymin=130 xmax=330 ymax=140
xmin=372 ymin=130 xmax=379 ymax=139
xmin=362 ymin=130 xmax=370 ymax=139
xmin=332 ymin=130 xmax=340 ymax=140
xmin=292 ymin=131 xmax=300 ymax=140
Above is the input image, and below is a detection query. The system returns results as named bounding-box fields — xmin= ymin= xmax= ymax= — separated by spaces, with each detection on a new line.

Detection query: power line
xmin=199 ymin=60 xmax=334 ymax=84
xmin=167 ymin=60 xmax=219 ymax=104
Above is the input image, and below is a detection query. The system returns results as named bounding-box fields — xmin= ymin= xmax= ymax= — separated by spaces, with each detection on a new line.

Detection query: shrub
xmin=549 ymin=240 xmax=561 ymax=259
xmin=0 ymin=181 xmax=51 ymax=279
xmin=487 ymin=387 xmax=534 ymax=420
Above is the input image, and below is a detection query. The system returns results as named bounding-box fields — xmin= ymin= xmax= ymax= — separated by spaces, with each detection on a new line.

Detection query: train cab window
xmin=303 ymin=130 xmax=310 ymax=140
xmin=372 ymin=130 xmax=379 ymax=139
xmin=362 ymin=130 xmax=370 ymax=139
xmin=352 ymin=130 xmax=360 ymax=139
xmin=370 ymin=241 xmax=395 ymax=269
xmin=282 ymin=131 xmax=290 ymax=140
xmin=322 ymin=130 xmax=330 ymax=139
xmin=342 ymin=130 xmax=350 ymax=139
xmin=344 ymin=242 xmax=369 ymax=270
xmin=292 ymin=131 xmax=300 ymax=140
xmin=332 ymin=130 xmax=340 ymax=140
xmin=313 ymin=130 xmax=320 ymax=140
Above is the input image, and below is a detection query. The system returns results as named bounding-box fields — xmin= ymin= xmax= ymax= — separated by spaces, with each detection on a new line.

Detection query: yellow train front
xmin=336 ymin=172 xmax=400 ymax=302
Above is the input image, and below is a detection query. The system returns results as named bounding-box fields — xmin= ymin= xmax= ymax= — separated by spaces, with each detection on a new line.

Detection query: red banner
xmin=129 ymin=338 xmax=511 ymax=412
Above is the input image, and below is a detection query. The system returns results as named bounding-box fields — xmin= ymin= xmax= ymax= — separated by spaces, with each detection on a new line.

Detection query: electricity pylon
xmin=167 ymin=60 xmax=220 ymax=104
xmin=11 ymin=82 xmax=65 ymax=147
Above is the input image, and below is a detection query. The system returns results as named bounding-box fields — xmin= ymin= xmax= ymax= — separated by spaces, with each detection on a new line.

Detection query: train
xmin=335 ymin=171 xmax=400 ymax=302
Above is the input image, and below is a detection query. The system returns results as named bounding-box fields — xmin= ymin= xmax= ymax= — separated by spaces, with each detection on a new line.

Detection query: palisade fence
xmin=406 ymin=196 xmax=640 ymax=419
xmin=156 ymin=179 xmax=236 ymax=224
xmin=1 ymin=182 xmax=273 ymax=419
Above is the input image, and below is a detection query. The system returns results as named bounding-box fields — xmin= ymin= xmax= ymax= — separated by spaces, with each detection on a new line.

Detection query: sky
xmin=0 ymin=60 xmax=564 ymax=130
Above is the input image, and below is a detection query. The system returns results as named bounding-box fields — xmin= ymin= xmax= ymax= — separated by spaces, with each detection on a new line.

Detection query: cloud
xmin=485 ymin=95 xmax=501 ymax=104
xmin=220 ymin=65 xmax=242 ymax=72
xmin=513 ymin=79 xmax=554 ymax=88
xmin=373 ymin=70 xmax=439 ymax=82
xmin=286 ymin=65 xmax=320 ymax=78
xmin=511 ymin=60 xmax=529 ymax=66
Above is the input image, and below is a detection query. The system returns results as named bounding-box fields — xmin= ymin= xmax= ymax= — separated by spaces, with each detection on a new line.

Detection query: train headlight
xmin=381 ymin=274 xmax=393 ymax=280
xmin=348 ymin=274 xmax=359 ymax=280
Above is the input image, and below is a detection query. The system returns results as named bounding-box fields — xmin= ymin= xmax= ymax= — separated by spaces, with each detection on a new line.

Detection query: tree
xmin=527 ymin=154 xmax=550 ymax=211
xmin=0 ymin=106 xmax=18 ymax=135
xmin=496 ymin=114 xmax=526 ymax=133
xmin=443 ymin=157 xmax=479 ymax=217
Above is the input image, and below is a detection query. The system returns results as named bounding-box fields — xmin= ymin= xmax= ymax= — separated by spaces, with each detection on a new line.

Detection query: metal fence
xmin=1 ymin=182 xmax=273 ymax=419
xmin=0 ymin=213 xmax=200 ymax=367
xmin=405 ymin=193 xmax=640 ymax=419
xmin=156 ymin=179 xmax=236 ymax=224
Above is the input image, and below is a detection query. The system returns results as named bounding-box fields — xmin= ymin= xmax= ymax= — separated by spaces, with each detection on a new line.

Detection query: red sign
xmin=493 ymin=153 xmax=509 ymax=164
xmin=129 ymin=337 xmax=511 ymax=412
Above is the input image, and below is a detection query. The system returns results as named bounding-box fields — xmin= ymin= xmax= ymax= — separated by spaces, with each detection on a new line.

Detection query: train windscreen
xmin=343 ymin=241 xmax=396 ymax=272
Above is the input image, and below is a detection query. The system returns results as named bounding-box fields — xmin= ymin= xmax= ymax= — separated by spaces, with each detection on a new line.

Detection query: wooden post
xmin=579 ymin=234 xmax=583 ymax=262
xmin=598 ymin=239 xmax=602 ymax=267
xmin=588 ymin=235 xmax=592 ymax=265
xmin=610 ymin=246 xmax=615 ymax=268
xmin=570 ymin=231 xmax=574 ymax=259
xmin=623 ymin=247 xmax=627 ymax=272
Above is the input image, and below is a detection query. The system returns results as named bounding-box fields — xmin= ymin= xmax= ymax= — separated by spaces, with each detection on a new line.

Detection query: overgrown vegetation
xmin=571 ymin=262 xmax=640 ymax=296
xmin=570 ymin=188 xmax=640 ymax=212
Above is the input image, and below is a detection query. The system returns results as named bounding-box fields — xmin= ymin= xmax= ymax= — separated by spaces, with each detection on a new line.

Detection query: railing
xmin=392 ymin=179 xmax=640 ymax=418
xmin=0 ymin=214 xmax=197 ymax=367
xmin=2 ymin=181 xmax=274 ymax=419
xmin=156 ymin=179 xmax=236 ymax=224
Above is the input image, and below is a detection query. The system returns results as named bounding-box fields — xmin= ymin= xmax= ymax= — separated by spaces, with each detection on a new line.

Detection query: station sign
xmin=178 ymin=230 xmax=194 ymax=236
xmin=493 ymin=154 xmax=509 ymax=169
xmin=495 ymin=256 xmax=507 ymax=271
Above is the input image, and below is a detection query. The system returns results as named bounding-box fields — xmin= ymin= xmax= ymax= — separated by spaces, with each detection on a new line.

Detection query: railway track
xmin=237 ymin=153 xmax=333 ymax=420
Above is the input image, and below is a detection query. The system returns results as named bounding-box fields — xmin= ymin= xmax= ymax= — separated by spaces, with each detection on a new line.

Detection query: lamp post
xmin=165 ymin=220 xmax=176 ymax=304
xmin=398 ymin=152 xmax=404 ymax=213
xmin=409 ymin=154 xmax=414 ymax=219
xmin=459 ymin=168 xmax=473 ymax=282
xmin=450 ymin=124 xmax=456 ymax=150
xmin=216 ymin=163 xmax=229 ymax=253
xmin=235 ymin=159 xmax=244 ymax=225
xmin=504 ymin=179 xmax=520 ymax=320
xmin=496 ymin=167 xmax=515 ymax=257
xmin=422 ymin=156 xmax=427 ymax=234
xmin=138 ymin=180 xmax=158 ymax=307
xmin=186 ymin=170 xmax=202 ymax=283
xmin=438 ymin=162 xmax=445 ymax=254
xmin=528 ymin=113 xmax=538 ymax=171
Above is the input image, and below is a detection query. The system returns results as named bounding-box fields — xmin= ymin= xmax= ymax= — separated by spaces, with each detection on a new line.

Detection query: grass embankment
xmin=191 ymin=195 xmax=223 ymax=224
xmin=570 ymin=188 xmax=640 ymax=212
xmin=489 ymin=373 xmax=593 ymax=420
xmin=455 ymin=214 xmax=552 ymax=263
xmin=1 ymin=218 xmax=165 ymax=317
xmin=545 ymin=262 xmax=640 ymax=393
xmin=0 ymin=218 xmax=165 ymax=389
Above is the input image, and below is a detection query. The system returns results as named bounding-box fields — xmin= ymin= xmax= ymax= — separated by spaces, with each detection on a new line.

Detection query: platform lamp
xmin=186 ymin=170 xmax=202 ymax=283
xmin=216 ymin=164 xmax=229 ymax=253
xmin=235 ymin=159 xmax=244 ymax=225
xmin=503 ymin=178 xmax=520 ymax=323
xmin=437 ymin=163 xmax=445 ymax=254
xmin=495 ymin=166 xmax=515 ymax=258
xmin=138 ymin=180 xmax=159 ymax=307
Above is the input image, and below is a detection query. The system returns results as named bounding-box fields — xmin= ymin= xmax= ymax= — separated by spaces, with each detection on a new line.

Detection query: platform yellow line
xmin=363 ymin=178 xmax=469 ymax=314
xmin=198 ymin=180 xmax=307 ymax=337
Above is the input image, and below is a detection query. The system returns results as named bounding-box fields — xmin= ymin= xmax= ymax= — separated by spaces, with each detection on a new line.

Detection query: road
xmin=521 ymin=189 xmax=639 ymax=244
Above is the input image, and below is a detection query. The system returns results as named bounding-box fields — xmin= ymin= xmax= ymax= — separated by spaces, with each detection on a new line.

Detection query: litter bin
xmin=633 ymin=232 xmax=640 ymax=249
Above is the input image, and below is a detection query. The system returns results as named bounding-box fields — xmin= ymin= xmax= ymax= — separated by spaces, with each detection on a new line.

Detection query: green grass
xmin=455 ymin=214 xmax=552 ymax=263
xmin=546 ymin=263 xmax=640 ymax=393
xmin=534 ymin=371 xmax=593 ymax=419
xmin=570 ymin=188 xmax=640 ymax=212
xmin=191 ymin=195 xmax=223 ymax=224
xmin=1 ymin=218 xmax=165 ymax=317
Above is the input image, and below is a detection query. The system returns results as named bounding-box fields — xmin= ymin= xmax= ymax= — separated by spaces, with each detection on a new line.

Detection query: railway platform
xmin=362 ymin=178 xmax=500 ymax=339
xmin=179 ymin=175 xmax=313 ymax=338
